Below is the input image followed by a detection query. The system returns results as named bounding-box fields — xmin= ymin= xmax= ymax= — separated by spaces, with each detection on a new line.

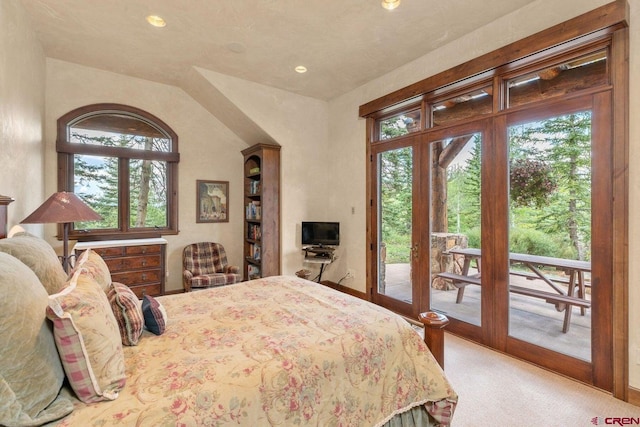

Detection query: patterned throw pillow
xmin=107 ymin=283 xmax=144 ymax=346
xmin=47 ymin=268 xmax=126 ymax=403
xmin=72 ymin=249 xmax=112 ymax=292
xmin=142 ymin=295 xmax=167 ymax=335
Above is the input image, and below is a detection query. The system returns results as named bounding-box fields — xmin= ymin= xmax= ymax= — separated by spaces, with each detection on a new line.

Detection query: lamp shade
xmin=21 ymin=192 xmax=102 ymax=224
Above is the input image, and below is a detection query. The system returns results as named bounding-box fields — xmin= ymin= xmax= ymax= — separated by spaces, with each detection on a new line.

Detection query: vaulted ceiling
xmin=21 ymin=0 xmax=537 ymax=101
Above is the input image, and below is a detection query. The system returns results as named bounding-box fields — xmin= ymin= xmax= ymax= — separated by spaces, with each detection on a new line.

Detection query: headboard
xmin=0 ymin=195 xmax=14 ymax=239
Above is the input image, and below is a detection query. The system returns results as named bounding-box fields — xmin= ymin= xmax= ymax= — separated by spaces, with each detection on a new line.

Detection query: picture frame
xmin=196 ymin=180 xmax=229 ymax=223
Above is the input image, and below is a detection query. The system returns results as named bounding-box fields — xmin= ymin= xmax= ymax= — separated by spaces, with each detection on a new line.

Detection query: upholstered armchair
xmin=182 ymin=242 xmax=242 ymax=291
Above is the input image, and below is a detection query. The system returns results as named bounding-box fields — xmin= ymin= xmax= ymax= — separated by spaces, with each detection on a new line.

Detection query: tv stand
xmin=303 ymin=246 xmax=335 ymax=282
xmin=305 ymin=245 xmax=335 ymax=256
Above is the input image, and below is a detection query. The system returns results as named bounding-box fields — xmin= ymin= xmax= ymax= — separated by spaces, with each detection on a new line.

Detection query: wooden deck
xmin=382 ymin=263 xmax=591 ymax=361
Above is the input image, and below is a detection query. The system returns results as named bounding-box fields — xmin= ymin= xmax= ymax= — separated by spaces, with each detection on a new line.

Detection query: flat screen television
xmin=301 ymin=221 xmax=340 ymax=246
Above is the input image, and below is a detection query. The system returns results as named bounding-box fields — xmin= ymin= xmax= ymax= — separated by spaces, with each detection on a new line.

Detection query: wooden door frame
xmin=499 ymin=94 xmax=613 ymax=389
xmin=363 ymin=1 xmax=629 ymax=399
xmin=367 ymin=133 xmax=424 ymax=318
xmin=417 ymin=118 xmax=494 ymax=344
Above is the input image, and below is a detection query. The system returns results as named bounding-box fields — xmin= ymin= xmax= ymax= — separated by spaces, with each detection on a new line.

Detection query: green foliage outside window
xmin=380 ymin=111 xmax=592 ymax=264
xmin=73 ymin=132 xmax=168 ymax=231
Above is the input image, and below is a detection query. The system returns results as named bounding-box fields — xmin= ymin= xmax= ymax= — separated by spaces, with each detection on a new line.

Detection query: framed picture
xmin=196 ymin=180 xmax=229 ymax=223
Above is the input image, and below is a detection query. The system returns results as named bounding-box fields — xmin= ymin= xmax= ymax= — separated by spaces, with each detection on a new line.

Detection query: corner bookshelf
xmin=242 ymin=143 xmax=281 ymax=280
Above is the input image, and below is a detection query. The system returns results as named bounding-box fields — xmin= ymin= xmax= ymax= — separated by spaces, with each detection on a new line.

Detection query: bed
xmin=0 ymin=232 xmax=457 ymax=427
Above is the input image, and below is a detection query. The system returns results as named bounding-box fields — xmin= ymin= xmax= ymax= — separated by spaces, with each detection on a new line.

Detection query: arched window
xmin=57 ymin=103 xmax=179 ymax=240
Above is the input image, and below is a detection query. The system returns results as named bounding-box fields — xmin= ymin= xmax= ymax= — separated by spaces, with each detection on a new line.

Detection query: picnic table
xmin=436 ymin=247 xmax=591 ymax=333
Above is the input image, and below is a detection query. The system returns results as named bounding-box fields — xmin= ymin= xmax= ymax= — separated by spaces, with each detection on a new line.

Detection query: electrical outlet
xmin=346 ymin=269 xmax=355 ymax=280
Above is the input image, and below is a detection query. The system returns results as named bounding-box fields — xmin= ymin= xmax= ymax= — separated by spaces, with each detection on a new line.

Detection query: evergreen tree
xmin=71 ymin=132 xmax=169 ymax=230
xmin=508 ymin=112 xmax=592 ymax=260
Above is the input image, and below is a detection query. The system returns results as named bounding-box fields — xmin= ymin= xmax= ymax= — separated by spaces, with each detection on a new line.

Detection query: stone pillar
xmin=430 ymin=233 xmax=468 ymax=290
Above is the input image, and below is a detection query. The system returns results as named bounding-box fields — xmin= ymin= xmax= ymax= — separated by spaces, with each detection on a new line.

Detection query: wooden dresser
xmin=74 ymin=238 xmax=167 ymax=298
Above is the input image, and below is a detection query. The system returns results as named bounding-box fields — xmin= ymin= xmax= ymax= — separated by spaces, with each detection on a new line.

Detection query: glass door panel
xmin=430 ymin=132 xmax=482 ymax=326
xmin=377 ymin=147 xmax=413 ymax=305
xmin=507 ymin=111 xmax=592 ymax=361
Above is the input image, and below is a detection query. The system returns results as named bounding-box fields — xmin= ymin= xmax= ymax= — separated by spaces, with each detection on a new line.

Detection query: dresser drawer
xmin=125 ymin=244 xmax=162 ymax=256
xmin=128 ymin=283 xmax=162 ymax=299
xmin=104 ymin=254 xmax=162 ymax=272
xmin=111 ymin=269 xmax=161 ymax=285
xmin=74 ymin=239 xmax=167 ymax=297
xmin=89 ymin=246 xmax=125 ymax=258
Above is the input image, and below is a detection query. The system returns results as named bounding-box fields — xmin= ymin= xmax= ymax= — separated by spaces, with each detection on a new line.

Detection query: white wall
xmin=195 ymin=69 xmax=333 ymax=278
xmin=327 ymin=0 xmax=640 ymax=386
xmin=0 ymin=0 xmax=46 ymax=226
xmin=44 ymin=59 xmax=246 ymax=292
xmin=43 ymin=59 xmax=334 ymax=290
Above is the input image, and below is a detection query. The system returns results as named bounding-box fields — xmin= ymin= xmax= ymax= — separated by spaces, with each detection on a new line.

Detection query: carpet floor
xmin=442 ymin=333 xmax=640 ymax=426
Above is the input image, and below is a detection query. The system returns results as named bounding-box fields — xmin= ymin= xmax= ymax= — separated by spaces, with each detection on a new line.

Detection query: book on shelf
xmin=245 ymin=201 xmax=261 ymax=220
xmin=249 ymin=180 xmax=261 ymax=195
xmin=247 ymin=223 xmax=261 ymax=240
xmin=247 ymin=264 xmax=261 ymax=280
xmin=250 ymin=243 xmax=261 ymax=261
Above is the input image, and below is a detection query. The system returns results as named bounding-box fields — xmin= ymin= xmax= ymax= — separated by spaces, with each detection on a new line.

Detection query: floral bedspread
xmin=53 ymin=276 xmax=457 ymax=426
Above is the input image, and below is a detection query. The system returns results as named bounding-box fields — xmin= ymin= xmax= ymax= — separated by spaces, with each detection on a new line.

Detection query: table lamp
xmin=21 ymin=191 xmax=102 ymax=272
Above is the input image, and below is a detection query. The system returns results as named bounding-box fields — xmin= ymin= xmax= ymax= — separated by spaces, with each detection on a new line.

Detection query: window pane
xmin=507 ymin=50 xmax=607 ymax=108
xmin=508 ymin=111 xmax=592 ymax=360
xmin=431 ymin=87 xmax=492 ymax=127
xmin=129 ymin=159 xmax=168 ymax=228
xmin=378 ymin=146 xmax=413 ymax=302
xmin=378 ymin=110 xmax=421 ymax=141
xmin=73 ymin=154 xmax=118 ymax=230
xmin=70 ymin=113 xmax=171 ymax=152
xmin=430 ymin=133 xmax=482 ymax=327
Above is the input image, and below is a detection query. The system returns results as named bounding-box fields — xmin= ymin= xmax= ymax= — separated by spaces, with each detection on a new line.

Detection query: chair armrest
xmin=183 ymin=270 xmax=194 ymax=292
xmin=226 ymin=265 xmax=240 ymax=275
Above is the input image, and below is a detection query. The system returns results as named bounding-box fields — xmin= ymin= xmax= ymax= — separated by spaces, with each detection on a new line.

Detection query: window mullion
xmin=120 ymin=158 xmax=130 ymax=233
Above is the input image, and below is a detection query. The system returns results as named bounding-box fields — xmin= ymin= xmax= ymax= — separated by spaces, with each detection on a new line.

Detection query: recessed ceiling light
xmin=146 ymin=15 xmax=166 ymax=27
xmin=381 ymin=0 xmax=401 ymax=10
xmin=294 ymin=65 xmax=308 ymax=74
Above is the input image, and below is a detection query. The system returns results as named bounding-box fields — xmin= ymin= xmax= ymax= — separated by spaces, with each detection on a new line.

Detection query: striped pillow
xmin=47 ymin=268 xmax=126 ymax=403
xmin=107 ymin=283 xmax=144 ymax=346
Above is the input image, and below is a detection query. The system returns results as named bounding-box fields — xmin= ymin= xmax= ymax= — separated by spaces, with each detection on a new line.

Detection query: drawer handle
xmin=142 ymin=274 xmax=147 ymax=280
xmin=142 ymin=260 xmax=147 ymax=267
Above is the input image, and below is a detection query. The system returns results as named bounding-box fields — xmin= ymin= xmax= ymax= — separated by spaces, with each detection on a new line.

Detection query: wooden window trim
xmin=363 ymin=0 xmax=629 ymax=400
xmin=359 ymin=0 xmax=628 ymax=118
xmin=57 ymin=103 xmax=179 ymax=241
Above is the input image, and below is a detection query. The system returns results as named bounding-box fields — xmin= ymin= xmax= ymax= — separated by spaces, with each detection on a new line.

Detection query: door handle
xmin=412 ymin=244 xmax=419 ymax=259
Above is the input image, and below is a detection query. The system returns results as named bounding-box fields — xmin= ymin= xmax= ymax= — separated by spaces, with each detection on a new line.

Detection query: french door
xmin=370 ymin=95 xmax=612 ymax=389
xmin=371 ymin=134 xmax=422 ymax=317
